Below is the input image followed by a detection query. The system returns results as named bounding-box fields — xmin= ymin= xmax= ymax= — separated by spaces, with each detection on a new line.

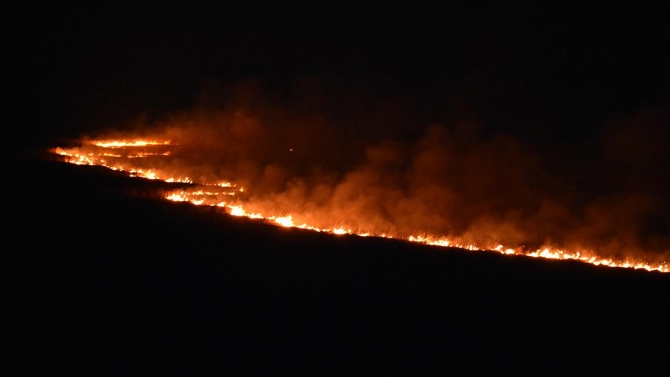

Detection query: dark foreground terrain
xmin=6 ymin=152 xmax=669 ymax=375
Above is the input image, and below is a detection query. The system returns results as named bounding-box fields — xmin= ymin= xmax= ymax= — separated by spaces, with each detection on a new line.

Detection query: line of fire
xmin=52 ymin=139 xmax=668 ymax=274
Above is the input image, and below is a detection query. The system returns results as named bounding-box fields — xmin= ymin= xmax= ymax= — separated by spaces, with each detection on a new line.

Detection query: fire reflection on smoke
xmin=51 ymin=138 xmax=668 ymax=273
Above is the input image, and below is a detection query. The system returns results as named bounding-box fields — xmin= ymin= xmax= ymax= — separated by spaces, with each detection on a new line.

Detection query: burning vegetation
xmin=48 ymin=82 xmax=670 ymax=274
xmin=53 ymin=129 xmax=668 ymax=273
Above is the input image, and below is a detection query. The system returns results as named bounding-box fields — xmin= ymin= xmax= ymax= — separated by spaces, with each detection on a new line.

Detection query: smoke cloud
xmin=82 ymin=78 xmax=670 ymax=263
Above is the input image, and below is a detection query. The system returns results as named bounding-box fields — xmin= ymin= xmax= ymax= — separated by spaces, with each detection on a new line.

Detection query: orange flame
xmin=92 ymin=140 xmax=173 ymax=148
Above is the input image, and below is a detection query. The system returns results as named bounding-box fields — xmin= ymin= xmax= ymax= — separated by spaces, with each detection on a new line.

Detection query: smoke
xmin=82 ymin=79 xmax=670 ymax=262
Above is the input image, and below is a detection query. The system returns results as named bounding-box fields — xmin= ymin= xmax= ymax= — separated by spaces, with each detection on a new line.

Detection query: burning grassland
xmin=49 ymin=82 xmax=670 ymax=273
xmin=51 ymin=124 xmax=669 ymax=273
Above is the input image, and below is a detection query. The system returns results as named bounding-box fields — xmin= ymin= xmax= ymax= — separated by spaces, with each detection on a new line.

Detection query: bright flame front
xmin=51 ymin=140 xmax=669 ymax=274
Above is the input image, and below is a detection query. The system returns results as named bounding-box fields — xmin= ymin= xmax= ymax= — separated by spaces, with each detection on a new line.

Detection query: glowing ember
xmin=50 ymin=140 xmax=669 ymax=274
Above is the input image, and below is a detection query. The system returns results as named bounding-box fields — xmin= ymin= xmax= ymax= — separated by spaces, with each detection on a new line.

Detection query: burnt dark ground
xmin=5 ymin=151 xmax=669 ymax=375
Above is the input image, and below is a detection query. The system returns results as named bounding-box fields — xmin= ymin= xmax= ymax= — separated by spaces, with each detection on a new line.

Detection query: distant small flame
xmin=93 ymin=140 xmax=172 ymax=148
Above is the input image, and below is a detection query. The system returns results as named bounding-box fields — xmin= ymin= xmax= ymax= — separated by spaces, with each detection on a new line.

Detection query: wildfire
xmin=51 ymin=139 xmax=669 ymax=274
xmin=93 ymin=140 xmax=173 ymax=148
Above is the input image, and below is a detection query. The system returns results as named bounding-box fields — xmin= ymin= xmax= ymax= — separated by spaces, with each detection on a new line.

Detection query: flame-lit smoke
xmin=51 ymin=82 xmax=669 ymax=273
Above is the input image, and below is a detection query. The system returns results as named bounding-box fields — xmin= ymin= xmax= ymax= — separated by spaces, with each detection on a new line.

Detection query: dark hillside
xmin=6 ymin=154 xmax=669 ymax=374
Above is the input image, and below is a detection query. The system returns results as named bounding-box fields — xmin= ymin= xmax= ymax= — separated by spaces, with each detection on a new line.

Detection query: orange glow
xmin=51 ymin=140 xmax=669 ymax=274
xmin=93 ymin=140 xmax=173 ymax=148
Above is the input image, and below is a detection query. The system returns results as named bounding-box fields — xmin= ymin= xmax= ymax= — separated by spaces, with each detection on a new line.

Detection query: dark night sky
xmin=6 ymin=3 xmax=669 ymax=148
xmin=6 ymin=1 xmax=667 ymax=255
xmin=4 ymin=3 xmax=668 ymax=243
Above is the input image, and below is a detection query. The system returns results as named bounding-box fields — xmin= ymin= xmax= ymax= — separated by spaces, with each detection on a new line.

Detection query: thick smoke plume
xmin=86 ymin=79 xmax=669 ymax=263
